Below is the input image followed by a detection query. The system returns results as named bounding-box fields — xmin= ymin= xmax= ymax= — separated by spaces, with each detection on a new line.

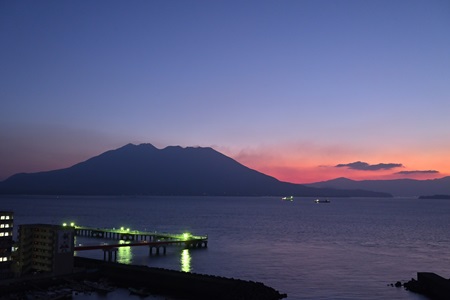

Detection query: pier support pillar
xmin=148 ymin=246 xmax=166 ymax=256
xmin=103 ymin=248 xmax=118 ymax=262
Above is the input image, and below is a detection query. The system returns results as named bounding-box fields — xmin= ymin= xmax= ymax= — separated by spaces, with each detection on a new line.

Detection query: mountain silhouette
xmin=0 ymin=143 xmax=391 ymax=197
xmin=306 ymin=176 xmax=450 ymax=197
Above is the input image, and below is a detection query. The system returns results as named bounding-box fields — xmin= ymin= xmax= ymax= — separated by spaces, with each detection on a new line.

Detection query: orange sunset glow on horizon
xmin=1 ymin=1 xmax=449 ymax=185
xmin=227 ymin=144 xmax=450 ymax=184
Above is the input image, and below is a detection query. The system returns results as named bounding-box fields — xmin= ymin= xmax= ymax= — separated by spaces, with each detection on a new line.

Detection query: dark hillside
xmin=0 ymin=144 xmax=390 ymax=197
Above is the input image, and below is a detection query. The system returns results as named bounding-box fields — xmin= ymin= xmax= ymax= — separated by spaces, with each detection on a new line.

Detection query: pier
xmin=72 ymin=225 xmax=208 ymax=261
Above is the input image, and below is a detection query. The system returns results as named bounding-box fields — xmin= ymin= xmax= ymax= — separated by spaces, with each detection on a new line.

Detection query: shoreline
xmin=75 ymin=257 xmax=287 ymax=300
xmin=0 ymin=257 xmax=287 ymax=300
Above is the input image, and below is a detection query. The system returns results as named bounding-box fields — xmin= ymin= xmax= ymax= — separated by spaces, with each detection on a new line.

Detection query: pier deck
xmin=74 ymin=225 xmax=207 ymax=242
xmin=72 ymin=225 xmax=208 ymax=261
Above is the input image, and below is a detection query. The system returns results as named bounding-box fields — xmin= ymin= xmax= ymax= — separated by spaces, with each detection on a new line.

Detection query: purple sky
xmin=1 ymin=0 xmax=449 ymax=183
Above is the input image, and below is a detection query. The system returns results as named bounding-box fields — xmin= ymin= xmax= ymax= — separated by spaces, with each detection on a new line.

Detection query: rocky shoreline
xmin=392 ymin=272 xmax=450 ymax=300
xmin=74 ymin=256 xmax=287 ymax=300
xmin=0 ymin=257 xmax=287 ymax=300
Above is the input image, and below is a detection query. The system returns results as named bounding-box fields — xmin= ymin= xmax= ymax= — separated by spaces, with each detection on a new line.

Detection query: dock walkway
xmin=73 ymin=225 xmax=207 ymax=261
xmin=74 ymin=225 xmax=207 ymax=242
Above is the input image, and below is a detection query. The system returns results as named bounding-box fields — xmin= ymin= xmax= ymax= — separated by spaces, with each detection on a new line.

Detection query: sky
xmin=1 ymin=0 xmax=449 ymax=183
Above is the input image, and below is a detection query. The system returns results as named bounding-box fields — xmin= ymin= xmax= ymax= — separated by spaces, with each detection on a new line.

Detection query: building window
xmin=0 ymin=216 xmax=4 ymax=220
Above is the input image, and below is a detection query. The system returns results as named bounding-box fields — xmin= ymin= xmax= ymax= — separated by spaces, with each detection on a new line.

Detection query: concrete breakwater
xmin=403 ymin=272 xmax=450 ymax=300
xmin=75 ymin=256 xmax=288 ymax=300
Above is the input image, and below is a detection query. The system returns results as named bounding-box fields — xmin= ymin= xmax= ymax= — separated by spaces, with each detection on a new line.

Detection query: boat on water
xmin=314 ymin=199 xmax=330 ymax=203
xmin=281 ymin=196 xmax=294 ymax=201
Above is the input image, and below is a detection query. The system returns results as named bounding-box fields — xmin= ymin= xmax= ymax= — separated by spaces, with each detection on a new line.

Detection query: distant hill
xmin=0 ymin=143 xmax=390 ymax=197
xmin=418 ymin=194 xmax=450 ymax=200
xmin=305 ymin=177 xmax=450 ymax=197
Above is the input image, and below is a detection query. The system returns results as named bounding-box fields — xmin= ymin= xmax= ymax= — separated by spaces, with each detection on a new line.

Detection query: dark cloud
xmin=335 ymin=161 xmax=403 ymax=171
xmin=395 ymin=170 xmax=439 ymax=175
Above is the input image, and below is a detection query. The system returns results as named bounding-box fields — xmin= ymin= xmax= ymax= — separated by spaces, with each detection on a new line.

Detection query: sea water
xmin=2 ymin=195 xmax=449 ymax=300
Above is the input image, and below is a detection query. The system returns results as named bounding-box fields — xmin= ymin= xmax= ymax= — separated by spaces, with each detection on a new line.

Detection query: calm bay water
xmin=1 ymin=195 xmax=449 ymax=300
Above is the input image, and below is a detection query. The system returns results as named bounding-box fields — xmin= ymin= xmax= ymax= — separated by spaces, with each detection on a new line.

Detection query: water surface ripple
xmin=2 ymin=196 xmax=448 ymax=300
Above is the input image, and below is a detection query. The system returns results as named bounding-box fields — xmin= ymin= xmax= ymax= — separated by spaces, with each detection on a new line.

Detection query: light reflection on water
xmin=117 ymin=240 xmax=132 ymax=264
xmin=181 ymin=249 xmax=191 ymax=272
xmin=2 ymin=195 xmax=448 ymax=300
